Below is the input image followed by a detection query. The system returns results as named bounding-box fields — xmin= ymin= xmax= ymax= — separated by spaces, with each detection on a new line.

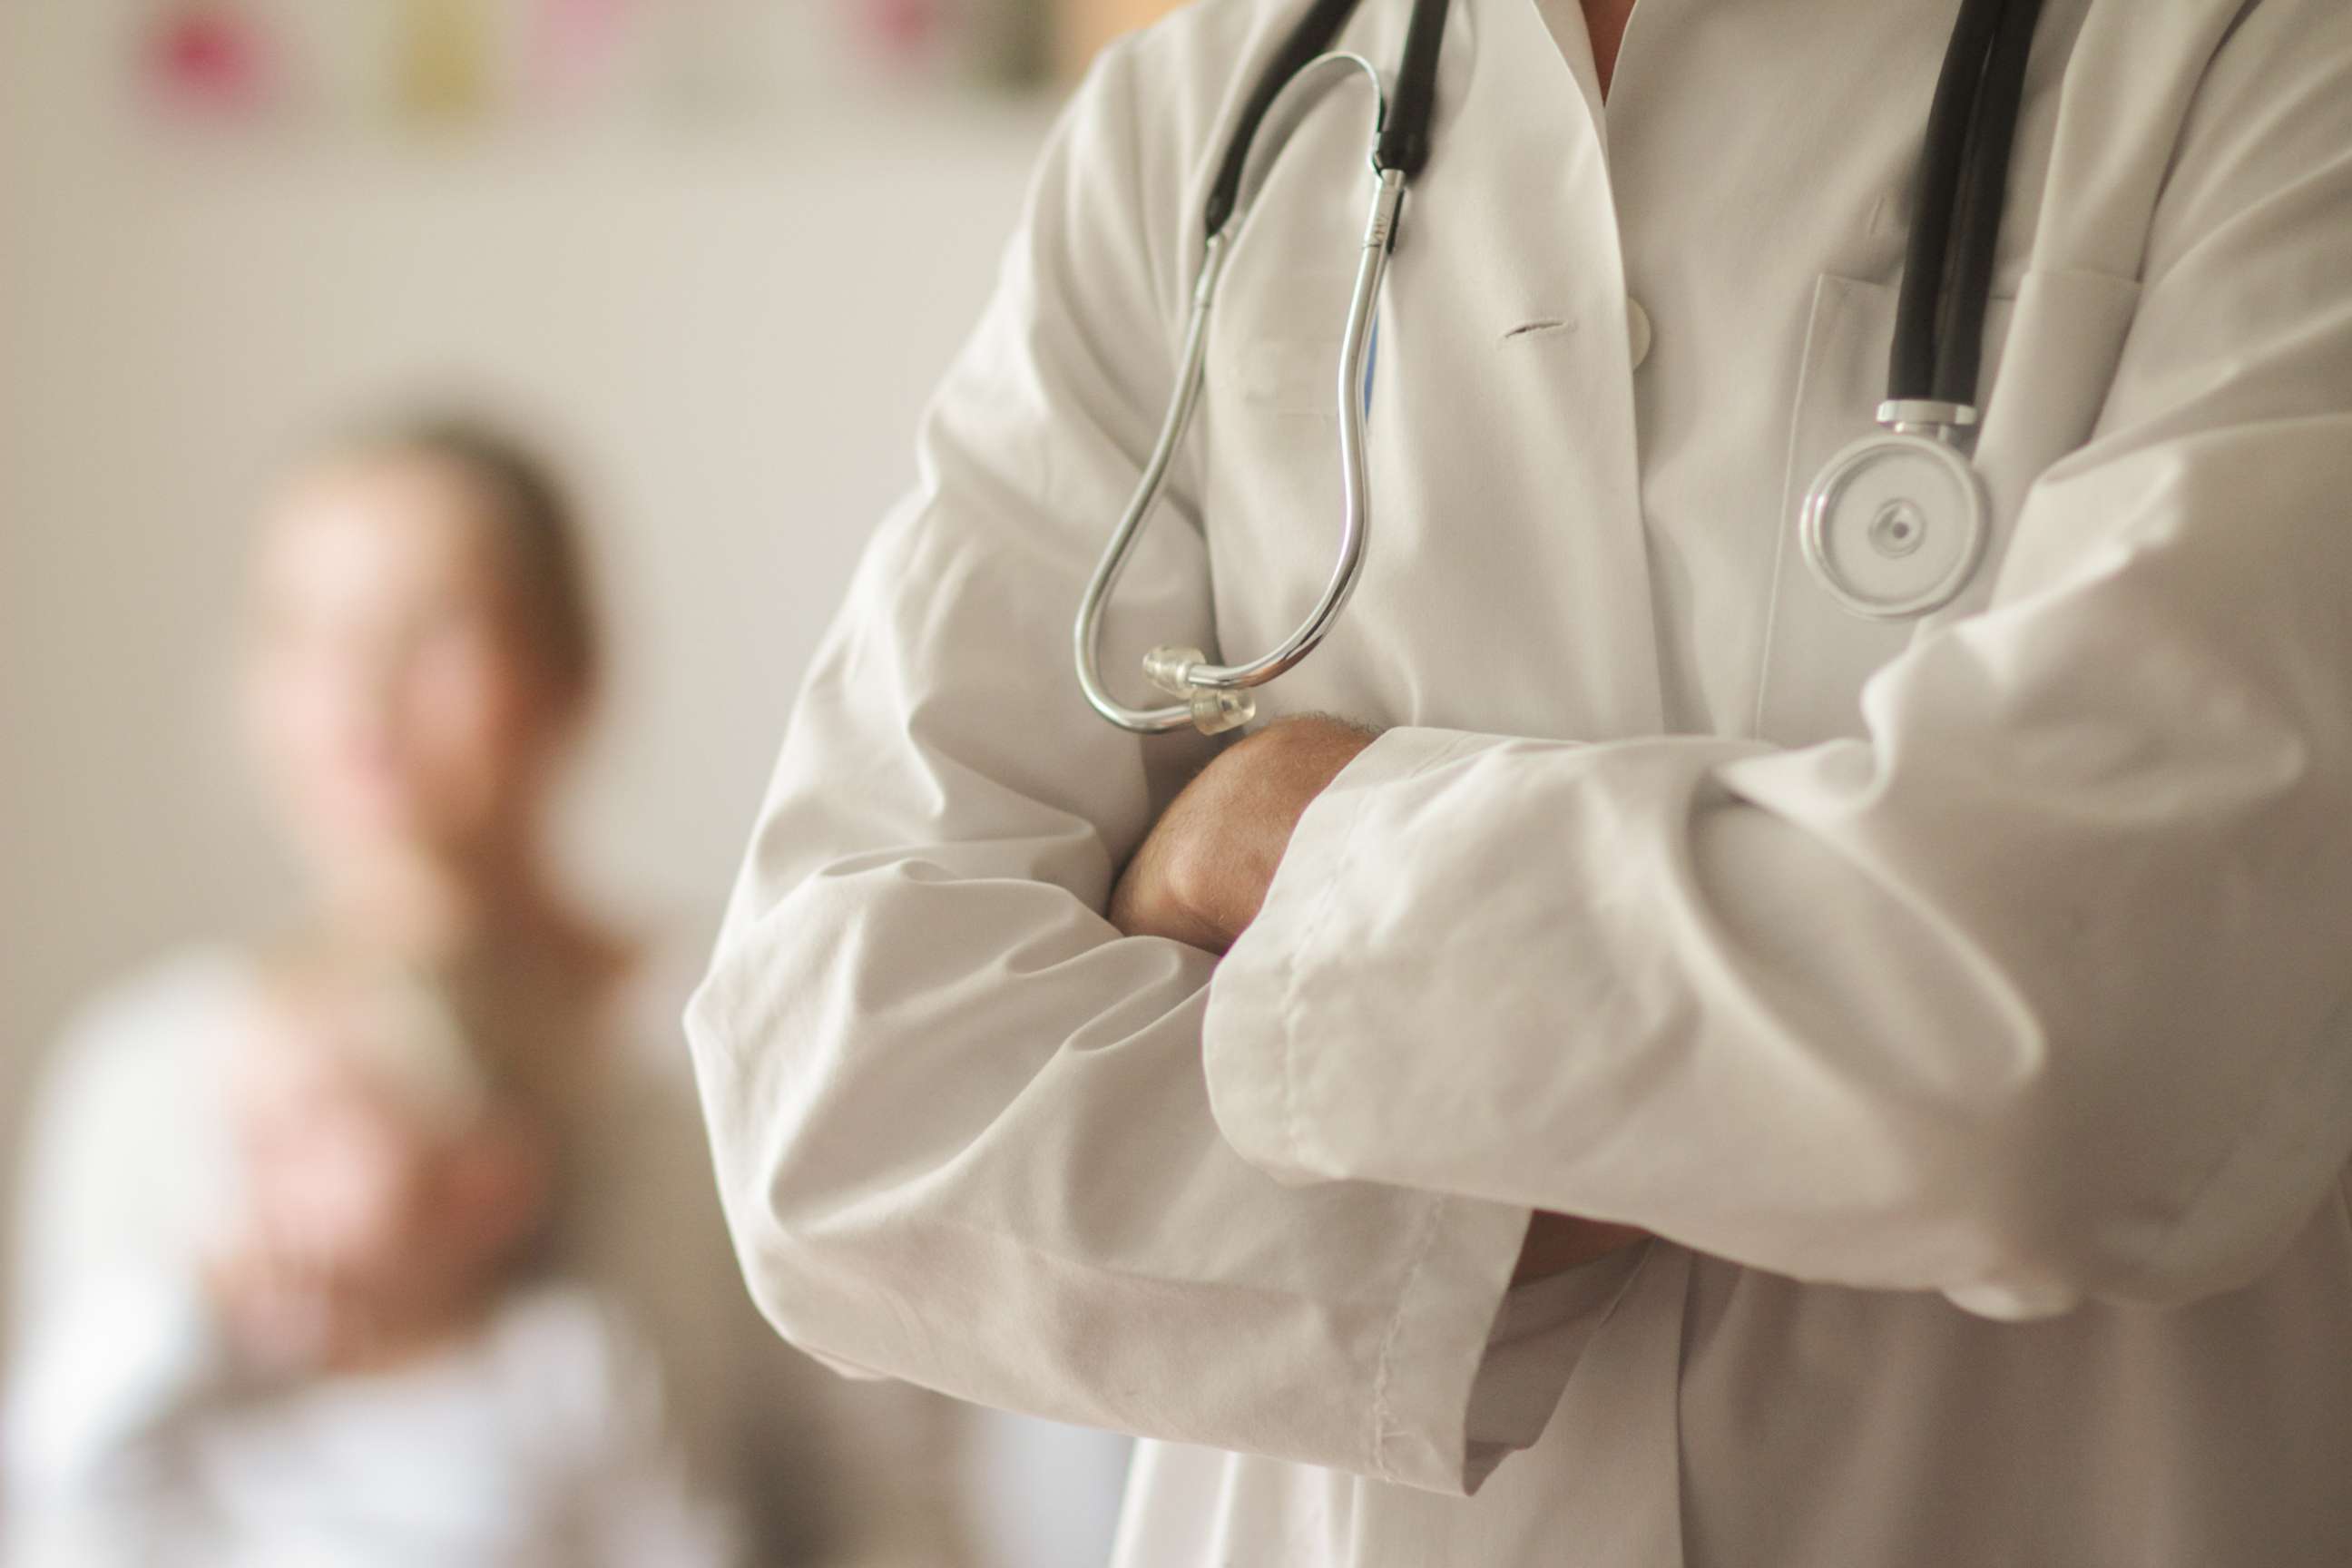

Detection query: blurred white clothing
xmin=8 ymin=1276 xmax=735 ymax=1568
xmin=6 ymin=945 xmax=968 ymax=1568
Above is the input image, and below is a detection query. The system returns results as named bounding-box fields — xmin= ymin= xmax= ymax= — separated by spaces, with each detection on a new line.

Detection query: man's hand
xmin=1112 ymin=714 xmax=1656 ymax=1275
xmin=1110 ymin=714 xmax=1378 ymax=953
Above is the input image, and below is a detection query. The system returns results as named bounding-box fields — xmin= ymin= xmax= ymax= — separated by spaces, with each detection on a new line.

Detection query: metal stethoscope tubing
xmin=1074 ymin=53 xmax=1399 ymax=737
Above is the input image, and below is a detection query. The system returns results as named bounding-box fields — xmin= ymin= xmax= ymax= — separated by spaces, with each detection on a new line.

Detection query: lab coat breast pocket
xmin=1756 ymin=268 xmax=2143 ymax=746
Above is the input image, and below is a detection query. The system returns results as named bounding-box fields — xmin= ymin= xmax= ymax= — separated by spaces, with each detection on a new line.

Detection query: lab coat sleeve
xmin=1204 ymin=2 xmax=2352 ymax=1318
xmin=686 ymin=31 xmax=1563 ymax=1495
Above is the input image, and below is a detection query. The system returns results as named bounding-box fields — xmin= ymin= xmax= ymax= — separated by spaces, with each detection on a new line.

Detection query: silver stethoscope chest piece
xmin=1801 ymin=408 xmax=1990 ymax=621
xmin=1792 ymin=0 xmax=2047 ymax=625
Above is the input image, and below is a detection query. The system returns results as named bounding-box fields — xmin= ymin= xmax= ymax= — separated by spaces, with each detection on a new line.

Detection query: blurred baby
xmin=6 ymin=942 xmax=744 ymax=1568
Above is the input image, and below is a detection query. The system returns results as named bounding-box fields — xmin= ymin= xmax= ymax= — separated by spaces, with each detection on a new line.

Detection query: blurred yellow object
xmin=1054 ymin=0 xmax=1189 ymax=81
xmin=397 ymin=0 xmax=492 ymax=121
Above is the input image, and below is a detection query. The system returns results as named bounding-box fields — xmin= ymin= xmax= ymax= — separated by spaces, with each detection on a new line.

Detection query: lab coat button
xmin=1626 ymin=298 xmax=1653 ymax=369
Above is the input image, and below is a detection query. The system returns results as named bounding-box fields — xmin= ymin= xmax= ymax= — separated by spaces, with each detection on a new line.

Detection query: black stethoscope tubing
xmin=1205 ymin=0 xmax=1455 ymax=240
xmin=1219 ymin=0 xmax=2045 ymax=418
xmin=1896 ymin=0 xmax=2050 ymax=410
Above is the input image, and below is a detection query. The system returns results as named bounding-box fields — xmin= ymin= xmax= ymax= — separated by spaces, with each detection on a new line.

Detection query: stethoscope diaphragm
xmin=1799 ymin=428 xmax=1990 ymax=622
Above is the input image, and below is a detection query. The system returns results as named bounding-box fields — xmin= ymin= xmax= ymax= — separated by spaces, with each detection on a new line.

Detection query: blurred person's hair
xmin=320 ymin=410 xmax=603 ymax=710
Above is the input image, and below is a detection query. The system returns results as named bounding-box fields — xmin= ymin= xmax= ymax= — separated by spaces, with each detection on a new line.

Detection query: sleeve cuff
xmin=1365 ymin=1191 xmax=1539 ymax=1494
xmin=1200 ymin=726 xmax=1549 ymax=1494
xmin=1462 ymin=1244 xmax=1649 ymax=1485
xmin=1202 ymin=725 xmax=1480 ymax=1181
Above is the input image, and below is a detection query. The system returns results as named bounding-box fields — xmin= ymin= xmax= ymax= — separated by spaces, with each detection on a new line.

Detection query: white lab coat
xmin=687 ymin=0 xmax=2352 ymax=1562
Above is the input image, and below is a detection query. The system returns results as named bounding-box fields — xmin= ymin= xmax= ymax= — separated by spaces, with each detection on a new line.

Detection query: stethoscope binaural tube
xmin=1074 ymin=0 xmax=1450 ymax=735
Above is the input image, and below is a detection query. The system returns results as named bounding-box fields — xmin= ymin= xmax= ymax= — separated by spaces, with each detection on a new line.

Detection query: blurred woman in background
xmin=3 ymin=416 xmax=963 ymax=1566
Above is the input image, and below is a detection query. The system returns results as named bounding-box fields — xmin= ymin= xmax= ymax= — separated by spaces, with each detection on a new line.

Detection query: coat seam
xmin=1274 ymin=730 xmax=1479 ymax=1484
xmin=1277 ymin=764 xmax=1379 ymax=1179
xmin=1273 ymin=755 xmax=1384 ymax=1475
xmin=1367 ymin=1190 xmax=1449 ymax=1485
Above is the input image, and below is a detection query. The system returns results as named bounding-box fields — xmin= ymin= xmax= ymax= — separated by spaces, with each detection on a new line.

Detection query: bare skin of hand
xmin=1110 ymin=713 xmax=1380 ymax=955
xmin=1108 ymin=713 xmax=1651 ymax=1283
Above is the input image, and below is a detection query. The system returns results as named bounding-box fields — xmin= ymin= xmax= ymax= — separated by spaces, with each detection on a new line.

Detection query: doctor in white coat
xmin=688 ymin=0 xmax=2352 ymax=1562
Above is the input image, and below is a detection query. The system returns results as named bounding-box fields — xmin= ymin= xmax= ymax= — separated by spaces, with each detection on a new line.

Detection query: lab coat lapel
xmin=1370 ymin=0 xmax=1664 ymax=740
xmin=1196 ymin=0 xmax=1664 ymax=742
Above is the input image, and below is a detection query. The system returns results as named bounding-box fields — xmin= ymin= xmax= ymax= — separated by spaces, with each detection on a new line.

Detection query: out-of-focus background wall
xmin=0 ymin=0 xmax=1034 ymax=1286
xmin=1 ymin=2 xmax=1168 ymax=1561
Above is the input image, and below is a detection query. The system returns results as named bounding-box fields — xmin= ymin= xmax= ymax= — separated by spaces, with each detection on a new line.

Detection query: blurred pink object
xmin=146 ymin=1 xmax=274 ymax=116
xmin=533 ymin=0 xmax=630 ymax=107
xmin=857 ymin=0 xmax=946 ymax=63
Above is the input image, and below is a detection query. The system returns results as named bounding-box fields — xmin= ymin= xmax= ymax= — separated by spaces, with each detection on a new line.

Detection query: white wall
xmin=0 ymin=2 xmax=1051 ymax=1301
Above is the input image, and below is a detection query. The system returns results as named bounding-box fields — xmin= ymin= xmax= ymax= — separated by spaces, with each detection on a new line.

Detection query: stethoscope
xmin=1076 ymin=0 xmax=2046 ymax=736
